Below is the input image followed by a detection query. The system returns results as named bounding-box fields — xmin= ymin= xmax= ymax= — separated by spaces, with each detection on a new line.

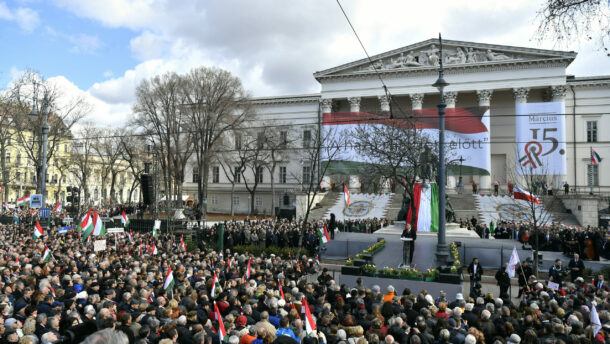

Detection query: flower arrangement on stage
xmin=399 ymin=267 xmax=422 ymax=279
xmin=345 ymin=259 xmax=354 ymax=266
xmin=450 ymin=265 xmax=459 ymax=274
xmin=362 ymin=264 xmax=377 ymax=275
xmin=450 ymin=242 xmax=459 ymax=260
xmin=362 ymin=240 xmax=386 ymax=255
xmin=453 ymin=260 xmax=461 ymax=267
xmin=379 ymin=267 xmax=400 ymax=277
xmin=424 ymin=268 xmax=440 ymax=280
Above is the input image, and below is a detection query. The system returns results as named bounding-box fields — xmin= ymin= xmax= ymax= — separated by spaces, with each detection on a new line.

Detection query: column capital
xmin=378 ymin=94 xmax=391 ymax=112
xmin=347 ymin=96 xmax=361 ymax=112
xmin=320 ymin=98 xmax=333 ymax=113
xmin=551 ymin=85 xmax=568 ymax=101
xmin=512 ymin=87 xmax=530 ymax=103
xmin=409 ymin=93 xmax=424 ymax=110
xmin=443 ymin=91 xmax=458 ymax=108
xmin=476 ymin=89 xmax=493 ymax=106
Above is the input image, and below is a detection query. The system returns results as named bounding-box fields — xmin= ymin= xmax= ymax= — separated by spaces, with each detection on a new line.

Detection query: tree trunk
xmin=230 ymin=183 xmax=236 ymax=217
xmin=270 ymin=165 xmax=276 ymax=216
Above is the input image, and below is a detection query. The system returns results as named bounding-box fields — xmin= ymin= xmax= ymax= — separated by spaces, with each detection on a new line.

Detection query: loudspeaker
xmin=141 ymin=174 xmax=154 ymax=205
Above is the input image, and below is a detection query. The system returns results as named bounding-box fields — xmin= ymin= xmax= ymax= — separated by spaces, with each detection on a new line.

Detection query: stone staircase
xmin=308 ymin=191 xmax=341 ymax=220
xmin=447 ymin=193 xmax=480 ymax=222
xmin=384 ymin=193 xmax=403 ymax=221
xmin=541 ymin=195 xmax=580 ymax=226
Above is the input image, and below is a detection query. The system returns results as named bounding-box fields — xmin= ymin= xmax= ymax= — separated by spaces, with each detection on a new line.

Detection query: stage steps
xmin=308 ymin=191 xmax=341 ymax=220
xmin=541 ymin=195 xmax=579 ymax=226
xmin=447 ymin=193 xmax=480 ymax=222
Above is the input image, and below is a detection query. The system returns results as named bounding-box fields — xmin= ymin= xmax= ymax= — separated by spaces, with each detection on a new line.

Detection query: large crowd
xmin=0 ymin=206 xmax=607 ymax=344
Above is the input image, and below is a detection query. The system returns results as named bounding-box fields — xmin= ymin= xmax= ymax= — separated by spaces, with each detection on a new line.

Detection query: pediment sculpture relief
xmin=359 ymin=46 xmax=519 ymax=71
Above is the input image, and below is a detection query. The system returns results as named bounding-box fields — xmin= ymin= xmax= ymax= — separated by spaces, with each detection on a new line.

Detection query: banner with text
xmin=515 ymin=102 xmax=566 ymax=175
xmin=323 ymin=107 xmax=491 ymax=175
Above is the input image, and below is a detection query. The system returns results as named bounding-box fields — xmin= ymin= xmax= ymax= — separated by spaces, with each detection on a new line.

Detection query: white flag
xmin=506 ymin=247 xmax=520 ymax=278
xmin=591 ymin=304 xmax=602 ymax=337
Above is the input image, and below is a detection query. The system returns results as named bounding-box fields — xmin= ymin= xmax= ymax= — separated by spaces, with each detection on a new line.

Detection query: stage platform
xmin=321 ymin=231 xmax=610 ymax=272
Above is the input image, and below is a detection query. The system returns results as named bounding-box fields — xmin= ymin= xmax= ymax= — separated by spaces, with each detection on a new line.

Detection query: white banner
xmin=516 ymin=102 xmax=566 ymax=175
xmin=94 ymin=240 xmax=107 ymax=252
xmin=107 ymin=227 xmax=124 ymax=233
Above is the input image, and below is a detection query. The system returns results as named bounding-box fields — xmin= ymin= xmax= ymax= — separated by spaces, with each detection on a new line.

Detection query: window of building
xmin=256 ymin=166 xmax=264 ymax=183
xmin=587 ymin=121 xmax=598 ymax=142
xmin=302 ymin=165 xmax=311 ymax=184
xmin=280 ymin=131 xmax=288 ymax=147
xmin=235 ymin=133 xmax=242 ymax=150
xmin=587 ymin=164 xmax=599 ymax=186
xmin=232 ymin=195 xmax=240 ymax=205
xmin=64 ymin=144 xmax=68 ymax=153
xmin=192 ymin=166 xmax=199 ymax=183
xmin=283 ymin=194 xmax=290 ymax=206
xmin=255 ymin=195 xmax=263 ymax=207
xmin=52 ymin=174 xmax=58 ymax=183
xmin=16 ymin=153 xmax=21 ymax=165
xmin=279 ymin=166 xmax=287 ymax=184
xmin=257 ymin=132 xmax=265 ymax=149
xmin=62 ymin=176 xmax=66 ymax=184
xmin=16 ymin=172 xmax=21 ymax=182
xmin=212 ymin=166 xmax=220 ymax=183
xmin=234 ymin=167 xmax=241 ymax=183
xmin=211 ymin=195 xmax=218 ymax=205
xmin=303 ymin=130 xmax=311 ymax=148
xmin=5 ymin=153 xmax=10 ymax=164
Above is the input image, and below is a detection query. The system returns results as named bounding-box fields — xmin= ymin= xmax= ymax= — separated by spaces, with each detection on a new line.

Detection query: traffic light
xmin=73 ymin=187 xmax=80 ymax=205
xmin=66 ymin=186 xmax=73 ymax=203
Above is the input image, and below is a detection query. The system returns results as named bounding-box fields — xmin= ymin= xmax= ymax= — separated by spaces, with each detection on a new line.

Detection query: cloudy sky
xmin=1 ymin=0 xmax=609 ymax=125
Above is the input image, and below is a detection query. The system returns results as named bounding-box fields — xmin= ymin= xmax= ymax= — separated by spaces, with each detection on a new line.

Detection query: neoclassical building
xmin=183 ymin=39 xmax=609 ymax=215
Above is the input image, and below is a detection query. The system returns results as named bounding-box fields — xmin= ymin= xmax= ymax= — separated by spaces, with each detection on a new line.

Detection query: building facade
xmin=182 ymin=39 xmax=610 ymax=215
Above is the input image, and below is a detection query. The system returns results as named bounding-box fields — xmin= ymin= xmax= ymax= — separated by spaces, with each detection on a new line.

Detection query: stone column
xmin=348 ymin=97 xmax=361 ymax=112
xmin=320 ymin=98 xmax=333 ymax=113
xmin=378 ymin=95 xmax=391 ymax=112
xmin=441 ymin=92 xmax=458 ymax=189
xmin=477 ymin=90 xmax=493 ymax=192
xmin=513 ymin=87 xmax=530 ymax=104
xmin=552 ymin=85 xmax=568 ymax=189
xmin=443 ymin=91 xmax=458 ymax=109
xmin=409 ymin=93 xmax=424 ymax=110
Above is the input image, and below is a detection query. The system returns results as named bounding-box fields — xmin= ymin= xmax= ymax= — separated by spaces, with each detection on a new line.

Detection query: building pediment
xmin=314 ymin=38 xmax=577 ymax=80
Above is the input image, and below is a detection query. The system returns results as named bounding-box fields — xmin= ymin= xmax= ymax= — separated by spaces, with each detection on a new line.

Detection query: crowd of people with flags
xmin=1 ymin=202 xmax=610 ymax=344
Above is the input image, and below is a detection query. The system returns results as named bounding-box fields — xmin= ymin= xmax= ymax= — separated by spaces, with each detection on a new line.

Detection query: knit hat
xmin=507 ymin=334 xmax=521 ymax=344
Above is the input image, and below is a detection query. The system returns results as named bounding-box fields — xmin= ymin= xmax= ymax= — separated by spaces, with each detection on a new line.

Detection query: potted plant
xmin=361 ymin=264 xmax=377 ymax=276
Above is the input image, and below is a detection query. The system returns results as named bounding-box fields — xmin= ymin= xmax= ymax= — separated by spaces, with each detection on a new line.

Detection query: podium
xmin=400 ymin=237 xmax=413 ymax=268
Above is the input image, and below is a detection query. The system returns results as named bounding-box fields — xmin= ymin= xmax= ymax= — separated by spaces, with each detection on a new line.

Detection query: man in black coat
xmin=401 ymin=223 xmax=416 ymax=264
xmin=495 ymin=263 xmax=510 ymax=299
xmin=568 ymin=253 xmax=585 ymax=282
xmin=548 ymin=259 xmax=566 ymax=289
xmin=517 ymin=260 xmax=534 ymax=297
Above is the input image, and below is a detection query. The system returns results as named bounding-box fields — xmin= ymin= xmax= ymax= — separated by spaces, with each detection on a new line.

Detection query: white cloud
xmin=68 ymin=33 xmax=103 ymax=54
xmin=0 ymin=2 xmax=40 ymax=33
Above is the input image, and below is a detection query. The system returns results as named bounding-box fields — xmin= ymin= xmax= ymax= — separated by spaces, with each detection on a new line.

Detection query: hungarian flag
xmin=153 ymin=220 xmax=160 ymax=238
xmin=513 ymin=186 xmax=541 ymax=204
xmin=302 ymin=297 xmax=317 ymax=334
xmin=591 ymin=148 xmax=602 ymax=165
xmin=318 ymin=226 xmax=330 ymax=244
xmin=213 ymin=301 xmax=227 ymax=341
xmin=128 ymin=230 xmax=133 ymax=242
xmin=33 ymin=221 xmax=44 ymax=239
xmin=278 ymin=279 xmax=285 ymax=300
xmin=151 ymin=243 xmax=158 ymax=255
xmin=406 ymin=183 xmax=440 ymax=232
xmin=16 ymin=196 xmax=30 ymax=207
xmin=211 ymin=272 xmax=220 ymax=297
xmin=2 ymin=202 xmax=10 ymax=211
xmin=179 ymin=235 xmax=186 ymax=251
xmin=42 ymin=246 xmax=52 ymax=262
xmin=316 ymin=255 xmax=321 ymax=266
xmin=163 ymin=266 xmax=175 ymax=291
xmin=15 ymin=257 xmax=20 ymax=267
xmin=92 ymin=211 xmax=106 ymax=236
xmin=246 ymin=259 xmax=251 ymax=279
xmin=53 ymin=201 xmax=62 ymax=212
xmin=121 ymin=211 xmax=130 ymax=228
xmin=344 ymin=184 xmax=350 ymax=207
xmin=80 ymin=209 xmax=94 ymax=244
xmin=49 ymin=285 xmax=56 ymax=298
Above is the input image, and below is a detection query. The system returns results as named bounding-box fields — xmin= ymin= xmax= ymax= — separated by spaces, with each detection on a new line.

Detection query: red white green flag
xmin=121 ymin=211 xmax=130 ymax=228
xmin=318 ymin=226 xmax=330 ymax=244
xmin=180 ymin=235 xmax=186 ymax=251
xmin=302 ymin=297 xmax=317 ymax=334
xmin=211 ymin=272 xmax=220 ymax=297
xmin=16 ymin=196 xmax=30 ymax=207
xmin=163 ymin=266 xmax=175 ymax=291
xmin=214 ymin=301 xmax=227 ymax=340
xmin=344 ymin=184 xmax=350 ymax=207
xmin=33 ymin=221 xmax=44 ymax=239
xmin=42 ymin=246 xmax=52 ymax=262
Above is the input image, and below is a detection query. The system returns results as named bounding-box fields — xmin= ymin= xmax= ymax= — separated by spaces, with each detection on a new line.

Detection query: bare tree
xmin=120 ymin=134 xmax=146 ymax=203
xmin=507 ymin=160 xmax=559 ymax=274
xmin=0 ymin=94 xmax=16 ymax=202
xmin=264 ymin=126 xmax=293 ymax=215
xmin=8 ymin=71 xmax=88 ymax=196
xmin=291 ymin=123 xmax=346 ymax=255
xmin=350 ymin=113 xmax=440 ymax=227
xmin=217 ymin=140 xmax=248 ymax=217
xmin=240 ymin=129 xmax=270 ymax=215
xmin=70 ymin=122 xmax=97 ymax=203
xmin=133 ymin=72 xmax=194 ymax=213
xmin=92 ymin=127 xmax=128 ymax=205
xmin=535 ymin=0 xmax=610 ymax=53
xmin=183 ymin=66 xmax=251 ymax=222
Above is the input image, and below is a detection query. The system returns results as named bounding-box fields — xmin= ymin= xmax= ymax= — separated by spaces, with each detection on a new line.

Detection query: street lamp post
xmin=457 ymin=155 xmax=464 ymax=193
xmin=433 ymin=34 xmax=449 ymax=266
xmin=30 ymin=93 xmax=50 ymax=209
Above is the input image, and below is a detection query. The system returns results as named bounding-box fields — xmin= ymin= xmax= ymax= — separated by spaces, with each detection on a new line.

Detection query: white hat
xmin=456 ymin=293 xmax=464 ymax=300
